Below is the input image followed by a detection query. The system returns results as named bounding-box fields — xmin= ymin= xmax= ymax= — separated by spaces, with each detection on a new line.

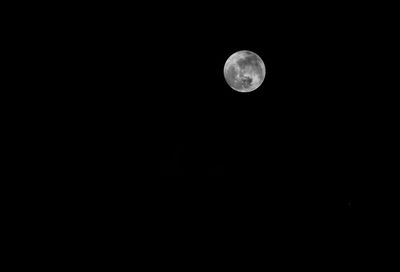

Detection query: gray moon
xmin=224 ymin=50 xmax=266 ymax=93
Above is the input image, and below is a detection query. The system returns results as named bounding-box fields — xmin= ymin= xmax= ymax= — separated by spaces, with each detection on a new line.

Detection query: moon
xmin=224 ymin=50 xmax=266 ymax=93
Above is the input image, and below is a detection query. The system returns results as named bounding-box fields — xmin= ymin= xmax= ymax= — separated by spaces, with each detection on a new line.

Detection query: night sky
xmin=47 ymin=2 xmax=387 ymax=230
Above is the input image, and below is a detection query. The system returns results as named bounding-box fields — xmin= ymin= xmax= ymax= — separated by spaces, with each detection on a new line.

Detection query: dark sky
xmin=21 ymin=2 xmax=394 ymax=256
xmin=55 ymin=2 xmax=385 ymax=213
xmin=146 ymin=6 xmax=374 ymax=212
xmin=153 ymin=17 xmax=368 ymax=180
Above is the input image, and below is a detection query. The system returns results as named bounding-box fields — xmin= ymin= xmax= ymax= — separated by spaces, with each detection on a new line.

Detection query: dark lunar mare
xmin=237 ymin=54 xmax=264 ymax=81
xmin=242 ymin=76 xmax=252 ymax=87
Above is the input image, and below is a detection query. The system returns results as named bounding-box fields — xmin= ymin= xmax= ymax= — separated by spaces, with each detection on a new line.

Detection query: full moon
xmin=224 ymin=50 xmax=266 ymax=93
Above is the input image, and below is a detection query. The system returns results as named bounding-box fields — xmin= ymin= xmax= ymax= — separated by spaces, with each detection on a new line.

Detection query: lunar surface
xmin=224 ymin=50 xmax=266 ymax=93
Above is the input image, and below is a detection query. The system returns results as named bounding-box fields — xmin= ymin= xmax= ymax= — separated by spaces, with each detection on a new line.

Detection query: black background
xmin=43 ymin=3 xmax=371 ymax=205
xmin=106 ymin=5 xmax=366 ymax=209
xmin=6 ymin=2 xmax=398 ymax=268
xmin=24 ymin=1 xmax=390 ymax=244
xmin=145 ymin=4 xmax=372 ymax=193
